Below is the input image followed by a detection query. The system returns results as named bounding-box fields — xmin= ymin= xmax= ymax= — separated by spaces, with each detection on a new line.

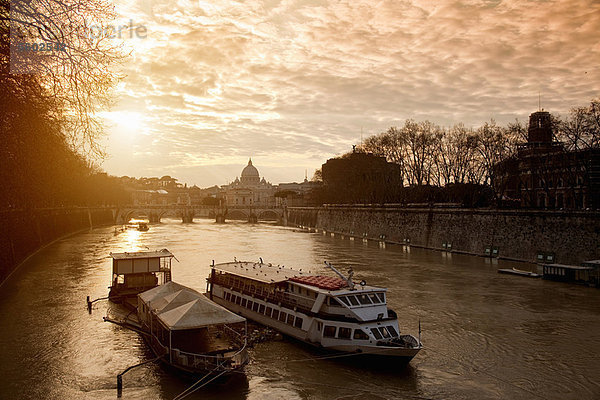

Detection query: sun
xmin=102 ymin=111 xmax=144 ymax=131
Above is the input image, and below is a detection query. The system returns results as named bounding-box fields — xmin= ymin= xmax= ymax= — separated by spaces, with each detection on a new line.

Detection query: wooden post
xmin=117 ymin=375 xmax=122 ymax=397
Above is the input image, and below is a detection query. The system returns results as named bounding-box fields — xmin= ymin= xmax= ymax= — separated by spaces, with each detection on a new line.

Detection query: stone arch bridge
xmin=115 ymin=205 xmax=285 ymax=224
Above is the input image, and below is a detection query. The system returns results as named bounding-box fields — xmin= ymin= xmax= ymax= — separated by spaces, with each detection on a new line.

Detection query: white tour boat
xmin=207 ymin=260 xmax=422 ymax=363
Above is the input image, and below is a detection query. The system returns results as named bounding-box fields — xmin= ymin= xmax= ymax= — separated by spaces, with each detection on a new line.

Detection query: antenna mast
xmin=324 ymin=261 xmax=355 ymax=290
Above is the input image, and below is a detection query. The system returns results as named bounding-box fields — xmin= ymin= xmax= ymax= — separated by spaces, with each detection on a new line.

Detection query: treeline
xmin=357 ymin=99 xmax=600 ymax=189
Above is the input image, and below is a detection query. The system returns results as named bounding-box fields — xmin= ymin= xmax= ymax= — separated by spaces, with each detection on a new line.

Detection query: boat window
xmin=368 ymin=293 xmax=380 ymax=304
xmin=266 ymin=307 xmax=273 ymax=317
xmin=375 ymin=293 xmax=385 ymax=303
xmin=247 ymin=301 xmax=253 ymax=309
xmin=353 ymin=329 xmax=369 ymax=340
xmin=379 ymin=327 xmax=391 ymax=338
xmin=272 ymin=310 xmax=280 ymax=320
xmin=241 ymin=298 xmax=247 ymax=307
xmin=252 ymin=302 xmax=260 ymax=312
xmin=370 ymin=327 xmax=383 ymax=340
xmin=329 ymin=297 xmax=342 ymax=307
xmin=357 ymin=294 xmax=372 ymax=305
xmin=279 ymin=312 xmax=287 ymax=322
xmin=230 ymin=295 xmax=237 ymax=303
xmin=338 ymin=296 xmax=351 ymax=306
xmin=287 ymin=314 xmax=295 ymax=325
xmin=387 ymin=326 xmax=398 ymax=337
xmin=259 ymin=304 xmax=265 ymax=314
xmin=235 ymin=296 xmax=241 ymax=305
xmin=347 ymin=296 xmax=360 ymax=306
xmin=294 ymin=317 xmax=303 ymax=329
xmin=323 ymin=325 xmax=336 ymax=338
xmin=338 ymin=327 xmax=351 ymax=339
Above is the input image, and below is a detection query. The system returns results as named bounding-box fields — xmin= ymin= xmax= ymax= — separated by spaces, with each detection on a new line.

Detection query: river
xmin=0 ymin=219 xmax=599 ymax=399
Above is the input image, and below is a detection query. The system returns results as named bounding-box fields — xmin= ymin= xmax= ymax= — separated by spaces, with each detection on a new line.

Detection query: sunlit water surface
xmin=1 ymin=219 xmax=599 ymax=399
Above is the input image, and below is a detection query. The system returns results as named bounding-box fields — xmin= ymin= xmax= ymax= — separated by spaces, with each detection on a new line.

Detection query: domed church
xmin=223 ymin=159 xmax=276 ymax=206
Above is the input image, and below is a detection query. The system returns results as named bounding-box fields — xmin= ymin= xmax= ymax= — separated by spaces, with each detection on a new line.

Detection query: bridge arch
xmin=227 ymin=209 xmax=250 ymax=220
xmin=258 ymin=210 xmax=280 ymax=221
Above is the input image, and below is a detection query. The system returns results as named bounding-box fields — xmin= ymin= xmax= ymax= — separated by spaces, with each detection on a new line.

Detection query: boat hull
xmin=210 ymin=286 xmax=421 ymax=362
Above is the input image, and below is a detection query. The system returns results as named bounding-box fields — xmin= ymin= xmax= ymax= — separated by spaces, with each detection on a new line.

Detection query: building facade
xmin=497 ymin=110 xmax=600 ymax=209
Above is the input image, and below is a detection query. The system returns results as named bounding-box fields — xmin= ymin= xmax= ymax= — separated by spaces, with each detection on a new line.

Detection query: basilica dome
xmin=240 ymin=158 xmax=260 ymax=184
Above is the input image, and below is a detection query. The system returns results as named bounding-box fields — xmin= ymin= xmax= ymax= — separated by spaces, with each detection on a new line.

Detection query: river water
xmin=0 ymin=219 xmax=599 ymax=400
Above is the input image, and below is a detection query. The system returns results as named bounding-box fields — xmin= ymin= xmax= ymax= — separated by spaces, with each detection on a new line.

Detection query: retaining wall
xmin=0 ymin=208 xmax=115 ymax=284
xmin=287 ymin=206 xmax=600 ymax=265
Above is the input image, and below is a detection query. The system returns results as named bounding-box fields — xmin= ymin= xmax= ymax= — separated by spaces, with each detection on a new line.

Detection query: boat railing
xmin=172 ymin=341 xmax=249 ymax=371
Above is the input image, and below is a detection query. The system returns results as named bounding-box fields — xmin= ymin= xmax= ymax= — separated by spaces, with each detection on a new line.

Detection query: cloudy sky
xmin=100 ymin=0 xmax=600 ymax=187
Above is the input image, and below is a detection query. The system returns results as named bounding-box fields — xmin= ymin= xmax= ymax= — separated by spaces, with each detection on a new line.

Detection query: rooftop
xmin=110 ymin=249 xmax=174 ymax=260
xmin=213 ymin=261 xmax=313 ymax=283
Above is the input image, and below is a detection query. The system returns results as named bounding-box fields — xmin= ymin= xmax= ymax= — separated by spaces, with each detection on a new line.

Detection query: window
xmin=338 ymin=296 xmax=351 ymax=306
xmin=259 ymin=304 xmax=265 ymax=314
xmin=252 ymin=302 xmax=260 ymax=312
xmin=347 ymin=296 xmax=359 ymax=306
xmin=324 ymin=325 xmax=336 ymax=338
xmin=231 ymin=295 xmax=237 ymax=303
xmin=375 ymin=293 xmax=385 ymax=303
xmin=368 ymin=293 xmax=380 ymax=304
xmin=287 ymin=314 xmax=295 ymax=325
xmin=294 ymin=317 xmax=303 ymax=329
xmin=338 ymin=327 xmax=351 ymax=339
xmin=247 ymin=301 xmax=253 ymax=309
xmin=241 ymin=298 xmax=247 ymax=308
xmin=329 ymin=297 xmax=342 ymax=307
xmin=353 ymin=329 xmax=369 ymax=340
xmin=387 ymin=326 xmax=398 ymax=337
xmin=357 ymin=294 xmax=372 ymax=305
xmin=379 ymin=327 xmax=391 ymax=338
xmin=235 ymin=296 xmax=241 ymax=305
xmin=370 ymin=328 xmax=383 ymax=340
xmin=224 ymin=292 xmax=231 ymax=301
xmin=278 ymin=312 xmax=287 ymax=322
xmin=266 ymin=307 xmax=273 ymax=317
xmin=272 ymin=310 xmax=280 ymax=320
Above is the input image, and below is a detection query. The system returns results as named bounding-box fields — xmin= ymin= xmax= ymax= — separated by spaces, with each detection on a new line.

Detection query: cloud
xmin=102 ymin=0 xmax=600 ymax=186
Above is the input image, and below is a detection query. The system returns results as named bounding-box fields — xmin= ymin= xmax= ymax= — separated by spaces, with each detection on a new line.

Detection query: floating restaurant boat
xmin=497 ymin=267 xmax=541 ymax=278
xmin=207 ymin=260 xmax=422 ymax=362
xmin=136 ymin=281 xmax=249 ymax=376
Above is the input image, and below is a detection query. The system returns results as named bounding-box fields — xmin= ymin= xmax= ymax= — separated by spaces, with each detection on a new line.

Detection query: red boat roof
xmin=289 ymin=275 xmax=349 ymax=291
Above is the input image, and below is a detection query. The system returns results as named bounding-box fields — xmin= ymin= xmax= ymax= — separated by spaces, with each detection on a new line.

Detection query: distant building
xmin=321 ymin=149 xmax=403 ymax=204
xmin=496 ymin=110 xmax=600 ymax=209
xmin=221 ymin=159 xmax=277 ymax=207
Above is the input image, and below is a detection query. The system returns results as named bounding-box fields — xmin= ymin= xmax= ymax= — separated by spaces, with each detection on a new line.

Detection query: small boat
xmin=126 ymin=218 xmax=150 ymax=231
xmin=207 ymin=260 xmax=422 ymax=363
xmin=497 ymin=267 xmax=541 ymax=278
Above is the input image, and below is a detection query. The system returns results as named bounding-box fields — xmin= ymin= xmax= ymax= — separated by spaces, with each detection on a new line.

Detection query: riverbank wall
xmin=0 ymin=208 xmax=115 ymax=284
xmin=286 ymin=206 xmax=600 ymax=265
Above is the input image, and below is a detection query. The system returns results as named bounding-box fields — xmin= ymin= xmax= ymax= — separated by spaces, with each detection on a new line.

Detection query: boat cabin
xmin=138 ymin=281 xmax=248 ymax=373
xmin=108 ymin=249 xmax=174 ymax=301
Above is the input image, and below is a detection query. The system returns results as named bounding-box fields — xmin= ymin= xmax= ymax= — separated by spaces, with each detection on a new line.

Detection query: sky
xmin=99 ymin=0 xmax=600 ymax=187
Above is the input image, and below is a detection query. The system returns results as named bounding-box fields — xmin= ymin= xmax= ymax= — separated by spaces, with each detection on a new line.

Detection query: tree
xmin=1 ymin=0 xmax=124 ymax=155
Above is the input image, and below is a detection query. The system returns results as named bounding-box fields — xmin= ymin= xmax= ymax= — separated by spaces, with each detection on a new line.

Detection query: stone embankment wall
xmin=0 ymin=208 xmax=115 ymax=284
xmin=286 ymin=206 xmax=600 ymax=265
